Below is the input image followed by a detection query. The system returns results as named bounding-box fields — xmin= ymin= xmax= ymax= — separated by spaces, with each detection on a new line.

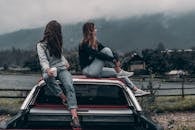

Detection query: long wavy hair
xmin=81 ymin=22 xmax=97 ymax=49
xmin=41 ymin=20 xmax=63 ymax=58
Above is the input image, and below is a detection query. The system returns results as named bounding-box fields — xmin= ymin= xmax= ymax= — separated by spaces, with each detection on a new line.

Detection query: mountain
xmin=1 ymin=12 xmax=195 ymax=52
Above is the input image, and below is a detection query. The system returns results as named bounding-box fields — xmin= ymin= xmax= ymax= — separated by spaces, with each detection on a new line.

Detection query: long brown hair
xmin=41 ymin=20 xmax=63 ymax=58
xmin=81 ymin=22 xmax=97 ymax=48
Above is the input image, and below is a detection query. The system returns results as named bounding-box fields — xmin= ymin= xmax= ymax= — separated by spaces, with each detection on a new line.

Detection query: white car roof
xmin=73 ymin=75 xmax=126 ymax=85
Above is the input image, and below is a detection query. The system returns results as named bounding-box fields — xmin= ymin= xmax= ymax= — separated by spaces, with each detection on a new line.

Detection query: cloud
xmin=0 ymin=0 xmax=195 ymax=34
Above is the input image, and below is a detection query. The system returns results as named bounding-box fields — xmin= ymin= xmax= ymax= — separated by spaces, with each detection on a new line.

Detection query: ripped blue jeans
xmin=43 ymin=68 xmax=77 ymax=110
xmin=82 ymin=47 xmax=136 ymax=89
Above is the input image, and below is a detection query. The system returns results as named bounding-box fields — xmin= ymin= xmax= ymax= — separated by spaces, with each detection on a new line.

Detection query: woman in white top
xmin=37 ymin=20 xmax=80 ymax=128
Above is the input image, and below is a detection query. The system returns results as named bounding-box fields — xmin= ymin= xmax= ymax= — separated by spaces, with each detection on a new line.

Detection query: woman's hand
xmin=46 ymin=68 xmax=55 ymax=77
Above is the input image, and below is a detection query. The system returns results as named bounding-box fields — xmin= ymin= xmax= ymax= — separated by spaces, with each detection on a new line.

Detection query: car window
xmin=75 ymin=84 xmax=128 ymax=105
xmin=36 ymin=83 xmax=128 ymax=106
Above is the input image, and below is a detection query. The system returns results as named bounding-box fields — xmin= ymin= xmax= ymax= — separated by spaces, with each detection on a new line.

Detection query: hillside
xmin=1 ymin=13 xmax=195 ymax=52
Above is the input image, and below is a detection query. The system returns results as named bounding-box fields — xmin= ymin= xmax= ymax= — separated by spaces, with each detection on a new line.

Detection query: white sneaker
xmin=134 ymin=89 xmax=150 ymax=96
xmin=117 ymin=70 xmax=134 ymax=78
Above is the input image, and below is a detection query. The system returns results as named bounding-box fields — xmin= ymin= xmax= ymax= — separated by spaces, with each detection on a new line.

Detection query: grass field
xmin=0 ymin=98 xmax=23 ymax=115
xmin=139 ymin=96 xmax=195 ymax=112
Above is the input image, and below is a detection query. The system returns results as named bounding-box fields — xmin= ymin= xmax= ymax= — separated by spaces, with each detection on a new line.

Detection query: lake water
xmin=0 ymin=74 xmax=195 ymax=96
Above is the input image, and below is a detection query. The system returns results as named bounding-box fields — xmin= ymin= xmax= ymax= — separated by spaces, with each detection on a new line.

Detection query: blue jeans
xmin=82 ymin=47 xmax=136 ymax=89
xmin=43 ymin=68 xmax=78 ymax=110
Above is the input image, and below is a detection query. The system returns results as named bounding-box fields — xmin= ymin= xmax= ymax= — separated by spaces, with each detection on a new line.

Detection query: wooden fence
xmin=0 ymin=88 xmax=29 ymax=98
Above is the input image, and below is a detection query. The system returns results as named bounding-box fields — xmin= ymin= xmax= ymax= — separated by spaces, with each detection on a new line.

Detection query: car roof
xmin=73 ymin=75 xmax=126 ymax=85
xmin=38 ymin=75 xmax=126 ymax=87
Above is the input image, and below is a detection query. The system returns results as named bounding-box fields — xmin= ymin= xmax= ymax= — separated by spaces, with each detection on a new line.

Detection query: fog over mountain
xmin=1 ymin=12 xmax=195 ymax=52
xmin=1 ymin=0 xmax=195 ymax=34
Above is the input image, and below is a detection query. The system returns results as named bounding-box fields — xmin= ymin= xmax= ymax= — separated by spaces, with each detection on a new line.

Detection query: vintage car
xmin=0 ymin=75 xmax=163 ymax=130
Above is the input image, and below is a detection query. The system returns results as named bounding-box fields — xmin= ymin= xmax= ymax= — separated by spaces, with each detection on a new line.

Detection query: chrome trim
xmin=30 ymin=108 xmax=133 ymax=115
xmin=73 ymin=78 xmax=126 ymax=86
xmin=126 ymin=87 xmax=142 ymax=111
xmin=20 ymin=85 xmax=39 ymax=110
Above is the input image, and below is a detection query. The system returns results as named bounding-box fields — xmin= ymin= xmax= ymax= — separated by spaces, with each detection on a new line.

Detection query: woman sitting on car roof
xmin=79 ymin=22 xmax=150 ymax=96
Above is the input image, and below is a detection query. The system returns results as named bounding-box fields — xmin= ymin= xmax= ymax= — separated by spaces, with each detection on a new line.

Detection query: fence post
xmin=181 ymin=75 xmax=185 ymax=99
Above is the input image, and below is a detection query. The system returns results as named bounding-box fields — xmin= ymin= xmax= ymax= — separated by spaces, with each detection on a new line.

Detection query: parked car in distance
xmin=0 ymin=75 xmax=163 ymax=130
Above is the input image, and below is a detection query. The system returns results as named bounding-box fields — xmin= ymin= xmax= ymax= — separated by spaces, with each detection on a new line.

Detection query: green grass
xmin=139 ymin=96 xmax=195 ymax=113
xmin=0 ymin=99 xmax=24 ymax=115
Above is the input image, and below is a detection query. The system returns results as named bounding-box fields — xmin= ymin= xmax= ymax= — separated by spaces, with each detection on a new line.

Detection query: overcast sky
xmin=0 ymin=0 xmax=195 ymax=34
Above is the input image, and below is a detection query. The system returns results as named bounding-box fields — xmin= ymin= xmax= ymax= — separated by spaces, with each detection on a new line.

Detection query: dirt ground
xmin=0 ymin=114 xmax=11 ymax=122
xmin=151 ymin=111 xmax=195 ymax=129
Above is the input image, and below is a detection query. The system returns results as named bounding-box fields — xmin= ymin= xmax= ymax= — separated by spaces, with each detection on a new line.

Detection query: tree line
xmin=1 ymin=46 xmax=195 ymax=75
xmin=142 ymin=49 xmax=195 ymax=74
